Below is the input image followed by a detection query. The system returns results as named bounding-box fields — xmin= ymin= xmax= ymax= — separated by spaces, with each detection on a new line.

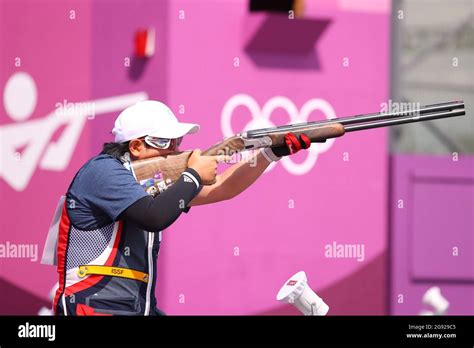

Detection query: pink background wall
xmin=159 ymin=0 xmax=390 ymax=315
xmin=0 ymin=0 xmax=390 ymax=314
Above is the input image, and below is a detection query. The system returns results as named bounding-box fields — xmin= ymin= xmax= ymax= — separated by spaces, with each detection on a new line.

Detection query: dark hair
xmin=100 ymin=142 xmax=130 ymax=160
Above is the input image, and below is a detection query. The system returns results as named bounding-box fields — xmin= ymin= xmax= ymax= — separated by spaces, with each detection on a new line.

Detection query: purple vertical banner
xmin=158 ymin=0 xmax=390 ymax=314
xmin=0 ymin=0 xmax=92 ymax=313
xmin=391 ymin=155 xmax=474 ymax=315
xmin=0 ymin=0 xmax=168 ymax=314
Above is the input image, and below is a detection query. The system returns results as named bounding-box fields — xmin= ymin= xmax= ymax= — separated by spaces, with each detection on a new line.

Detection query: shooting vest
xmin=41 ymin=157 xmax=162 ymax=316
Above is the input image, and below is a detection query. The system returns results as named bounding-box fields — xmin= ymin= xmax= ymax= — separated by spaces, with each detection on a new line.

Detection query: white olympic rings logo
xmin=221 ymin=94 xmax=337 ymax=175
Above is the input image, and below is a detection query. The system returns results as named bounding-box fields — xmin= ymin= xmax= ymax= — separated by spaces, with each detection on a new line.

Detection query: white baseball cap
xmin=112 ymin=100 xmax=200 ymax=143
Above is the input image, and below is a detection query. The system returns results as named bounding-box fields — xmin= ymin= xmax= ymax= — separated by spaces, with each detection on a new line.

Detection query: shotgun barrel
xmin=344 ymin=107 xmax=465 ymax=132
xmin=246 ymin=101 xmax=465 ymax=138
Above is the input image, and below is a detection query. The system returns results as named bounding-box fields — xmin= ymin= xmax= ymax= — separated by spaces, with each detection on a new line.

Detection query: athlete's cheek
xmin=157 ymin=149 xmax=175 ymax=157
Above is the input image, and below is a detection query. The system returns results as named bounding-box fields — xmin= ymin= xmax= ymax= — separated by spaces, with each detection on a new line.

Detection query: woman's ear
xmin=128 ymin=139 xmax=144 ymax=158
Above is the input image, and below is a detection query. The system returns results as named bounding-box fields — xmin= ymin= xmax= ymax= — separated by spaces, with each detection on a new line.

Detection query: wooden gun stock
xmin=132 ymin=151 xmax=192 ymax=183
xmin=131 ymin=123 xmax=345 ymax=195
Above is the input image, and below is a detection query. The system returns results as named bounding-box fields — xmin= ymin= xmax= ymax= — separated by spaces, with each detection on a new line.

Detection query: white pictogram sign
xmin=1 ymin=72 xmax=148 ymax=191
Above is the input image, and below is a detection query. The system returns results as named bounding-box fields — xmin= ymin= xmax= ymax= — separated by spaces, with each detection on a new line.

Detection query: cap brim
xmin=148 ymin=122 xmax=200 ymax=139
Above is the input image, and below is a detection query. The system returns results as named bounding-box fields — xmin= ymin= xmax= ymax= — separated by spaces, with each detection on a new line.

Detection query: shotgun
xmin=131 ymin=101 xmax=466 ymax=196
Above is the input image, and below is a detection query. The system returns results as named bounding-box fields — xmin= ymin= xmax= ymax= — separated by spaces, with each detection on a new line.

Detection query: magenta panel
xmin=391 ymin=155 xmax=474 ymax=315
xmin=411 ymin=176 xmax=474 ymax=281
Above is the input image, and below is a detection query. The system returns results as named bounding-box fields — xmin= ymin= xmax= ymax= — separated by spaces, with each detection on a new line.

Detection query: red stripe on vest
xmin=53 ymin=202 xmax=70 ymax=315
